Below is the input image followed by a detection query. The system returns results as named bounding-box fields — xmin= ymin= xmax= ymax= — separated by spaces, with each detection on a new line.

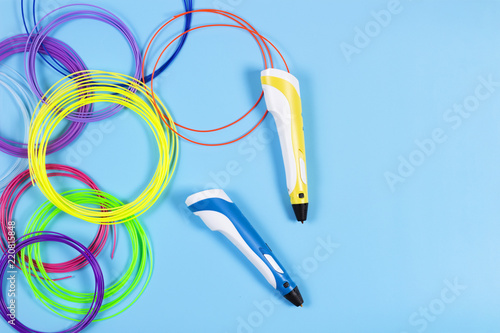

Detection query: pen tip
xmin=300 ymin=221 xmax=304 ymax=224
xmin=300 ymin=304 xmax=303 ymax=307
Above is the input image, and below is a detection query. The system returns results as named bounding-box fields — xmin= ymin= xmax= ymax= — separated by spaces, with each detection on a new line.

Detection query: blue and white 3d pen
xmin=186 ymin=189 xmax=304 ymax=307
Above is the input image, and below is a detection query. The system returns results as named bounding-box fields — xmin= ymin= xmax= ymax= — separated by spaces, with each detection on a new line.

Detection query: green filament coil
xmin=20 ymin=189 xmax=153 ymax=322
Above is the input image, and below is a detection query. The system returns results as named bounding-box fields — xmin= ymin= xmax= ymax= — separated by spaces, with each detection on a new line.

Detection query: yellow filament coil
xmin=28 ymin=70 xmax=178 ymax=224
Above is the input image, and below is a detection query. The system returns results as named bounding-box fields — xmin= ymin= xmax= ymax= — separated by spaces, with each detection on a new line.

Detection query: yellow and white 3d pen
xmin=261 ymin=69 xmax=309 ymax=223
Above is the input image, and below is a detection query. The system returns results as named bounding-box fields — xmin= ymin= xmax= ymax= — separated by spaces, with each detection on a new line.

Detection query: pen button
xmin=283 ymin=282 xmax=290 ymax=288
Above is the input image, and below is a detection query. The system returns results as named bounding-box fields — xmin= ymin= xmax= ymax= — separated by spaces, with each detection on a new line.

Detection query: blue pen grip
xmin=186 ymin=191 xmax=296 ymax=296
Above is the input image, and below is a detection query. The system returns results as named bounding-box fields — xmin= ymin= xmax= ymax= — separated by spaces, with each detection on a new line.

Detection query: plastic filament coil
xmin=24 ymin=4 xmax=143 ymax=121
xmin=28 ymin=70 xmax=179 ymax=224
xmin=28 ymin=71 xmax=179 ymax=224
xmin=0 ymin=65 xmax=34 ymax=191
xmin=21 ymin=190 xmax=152 ymax=321
xmin=144 ymin=9 xmax=289 ymax=146
xmin=0 ymin=34 xmax=88 ymax=157
xmin=0 ymin=231 xmax=105 ymax=333
xmin=0 ymin=164 xmax=116 ymax=274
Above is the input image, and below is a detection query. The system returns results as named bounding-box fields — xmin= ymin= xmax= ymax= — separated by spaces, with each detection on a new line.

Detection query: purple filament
xmin=25 ymin=4 xmax=143 ymax=122
xmin=0 ymin=231 xmax=105 ymax=332
xmin=0 ymin=34 xmax=88 ymax=158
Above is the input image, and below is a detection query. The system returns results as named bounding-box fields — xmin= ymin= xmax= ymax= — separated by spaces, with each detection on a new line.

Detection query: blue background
xmin=1 ymin=0 xmax=500 ymax=332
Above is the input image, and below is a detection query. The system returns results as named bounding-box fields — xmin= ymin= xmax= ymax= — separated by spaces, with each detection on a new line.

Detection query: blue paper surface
xmin=1 ymin=0 xmax=500 ymax=332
